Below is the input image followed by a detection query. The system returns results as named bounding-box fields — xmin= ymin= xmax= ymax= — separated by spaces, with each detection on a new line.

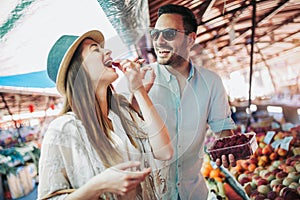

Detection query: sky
xmin=0 ymin=0 xmax=127 ymax=77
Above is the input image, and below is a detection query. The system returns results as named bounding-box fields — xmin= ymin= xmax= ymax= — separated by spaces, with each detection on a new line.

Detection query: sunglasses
xmin=150 ymin=28 xmax=189 ymax=41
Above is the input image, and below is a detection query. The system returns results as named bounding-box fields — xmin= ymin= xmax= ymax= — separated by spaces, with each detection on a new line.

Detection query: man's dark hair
xmin=158 ymin=4 xmax=198 ymax=33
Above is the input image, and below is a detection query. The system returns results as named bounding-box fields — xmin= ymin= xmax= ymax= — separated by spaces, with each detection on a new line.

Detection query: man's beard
xmin=157 ymin=52 xmax=187 ymax=67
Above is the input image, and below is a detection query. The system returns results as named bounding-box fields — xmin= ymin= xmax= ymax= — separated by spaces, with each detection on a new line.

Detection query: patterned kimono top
xmin=37 ymin=110 xmax=166 ymax=200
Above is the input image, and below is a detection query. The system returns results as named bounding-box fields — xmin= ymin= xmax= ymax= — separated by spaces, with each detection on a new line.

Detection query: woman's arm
xmin=133 ymin=87 xmax=173 ymax=160
xmin=115 ymin=59 xmax=173 ymax=161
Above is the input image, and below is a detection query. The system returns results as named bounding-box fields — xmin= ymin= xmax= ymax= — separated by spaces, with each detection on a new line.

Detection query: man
xmin=145 ymin=4 xmax=236 ymax=200
xmin=115 ymin=3 xmax=237 ymax=199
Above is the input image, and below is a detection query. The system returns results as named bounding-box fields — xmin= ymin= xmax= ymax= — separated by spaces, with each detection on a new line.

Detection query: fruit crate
xmin=207 ymin=132 xmax=258 ymax=161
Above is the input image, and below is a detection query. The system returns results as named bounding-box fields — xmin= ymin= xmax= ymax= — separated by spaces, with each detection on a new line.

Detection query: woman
xmin=38 ymin=30 xmax=173 ymax=200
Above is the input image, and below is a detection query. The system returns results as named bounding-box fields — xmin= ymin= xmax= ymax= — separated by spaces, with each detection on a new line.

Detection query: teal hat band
xmin=47 ymin=35 xmax=78 ymax=84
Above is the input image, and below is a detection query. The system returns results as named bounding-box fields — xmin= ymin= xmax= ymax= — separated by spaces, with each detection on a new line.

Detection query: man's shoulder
xmin=195 ymin=66 xmax=220 ymax=77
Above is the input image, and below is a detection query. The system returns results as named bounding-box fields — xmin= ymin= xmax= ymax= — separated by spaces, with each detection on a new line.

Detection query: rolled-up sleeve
xmin=207 ymin=74 xmax=236 ymax=133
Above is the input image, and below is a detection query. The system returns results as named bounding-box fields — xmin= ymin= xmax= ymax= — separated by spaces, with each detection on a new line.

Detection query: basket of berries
xmin=207 ymin=132 xmax=258 ymax=161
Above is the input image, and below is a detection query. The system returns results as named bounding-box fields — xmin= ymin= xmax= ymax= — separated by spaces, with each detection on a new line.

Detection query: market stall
xmin=1 ymin=0 xmax=300 ymax=199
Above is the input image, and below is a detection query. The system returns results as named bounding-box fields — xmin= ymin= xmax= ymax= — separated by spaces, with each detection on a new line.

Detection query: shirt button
xmin=178 ymin=164 xmax=181 ymax=167
xmin=177 ymin=183 xmax=180 ymax=186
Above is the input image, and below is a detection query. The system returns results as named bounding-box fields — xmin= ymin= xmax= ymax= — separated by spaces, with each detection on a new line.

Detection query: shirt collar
xmin=158 ymin=62 xmax=195 ymax=82
xmin=157 ymin=63 xmax=172 ymax=82
xmin=187 ymin=62 xmax=195 ymax=81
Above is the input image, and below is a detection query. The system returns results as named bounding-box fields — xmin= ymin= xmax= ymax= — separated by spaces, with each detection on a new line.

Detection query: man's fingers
xmin=215 ymin=158 xmax=221 ymax=167
xmin=222 ymin=155 xmax=229 ymax=168
xmin=228 ymin=154 xmax=236 ymax=167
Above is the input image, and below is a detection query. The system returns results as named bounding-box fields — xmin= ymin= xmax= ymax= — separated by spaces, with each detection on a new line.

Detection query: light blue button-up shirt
xmin=146 ymin=62 xmax=236 ymax=200
xmin=115 ymin=62 xmax=236 ymax=200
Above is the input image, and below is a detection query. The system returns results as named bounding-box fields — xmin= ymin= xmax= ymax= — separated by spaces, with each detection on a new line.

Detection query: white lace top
xmin=37 ymin=111 xmax=153 ymax=200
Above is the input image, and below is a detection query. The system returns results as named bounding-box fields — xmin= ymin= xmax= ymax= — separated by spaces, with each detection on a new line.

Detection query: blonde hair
xmin=60 ymin=41 xmax=146 ymax=168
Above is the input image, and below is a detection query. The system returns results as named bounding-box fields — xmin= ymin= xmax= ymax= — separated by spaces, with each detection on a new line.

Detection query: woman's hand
xmin=65 ymin=161 xmax=151 ymax=199
xmin=113 ymin=58 xmax=155 ymax=93
xmin=91 ymin=161 xmax=151 ymax=196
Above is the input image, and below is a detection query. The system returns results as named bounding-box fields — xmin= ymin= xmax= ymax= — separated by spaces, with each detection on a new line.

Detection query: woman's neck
xmin=96 ymin=85 xmax=109 ymax=117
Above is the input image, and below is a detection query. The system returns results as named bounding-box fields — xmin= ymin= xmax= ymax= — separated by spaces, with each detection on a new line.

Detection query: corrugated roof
xmin=147 ymin=0 xmax=300 ymax=91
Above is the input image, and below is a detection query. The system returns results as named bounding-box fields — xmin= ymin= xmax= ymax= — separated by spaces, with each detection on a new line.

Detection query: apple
xmin=267 ymin=191 xmax=277 ymax=200
xmin=284 ymin=166 xmax=296 ymax=173
xmin=255 ymin=147 xmax=263 ymax=157
xmin=269 ymin=152 xmax=278 ymax=161
xmin=252 ymin=176 xmax=262 ymax=185
xmin=254 ymin=166 xmax=264 ymax=174
xmin=272 ymin=160 xmax=282 ymax=168
xmin=271 ymin=168 xmax=281 ymax=176
xmin=295 ymin=163 xmax=300 ymax=172
xmin=257 ymin=178 xmax=269 ymax=186
xmin=249 ymin=157 xmax=258 ymax=165
xmin=273 ymin=132 xmax=283 ymax=140
xmin=259 ymin=169 xmax=269 ymax=177
xmin=287 ymin=171 xmax=300 ymax=181
xmin=250 ymin=189 xmax=260 ymax=199
xmin=270 ymin=179 xmax=283 ymax=188
xmin=288 ymin=182 xmax=299 ymax=190
xmin=237 ymin=173 xmax=248 ymax=182
xmin=239 ymin=177 xmax=251 ymax=186
xmin=265 ymin=173 xmax=275 ymax=182
xmin=256 ymin=132 xmax=266 ymax=142
xmin=277 ymin=148 xmax=288 ymax=157
xmin=273 ymin=184 xmax=285 ymax=194
xmin=276 ymin=171 xmax=288 ymax=179
xmin=280 ymin=187 xmax=300 ymax=199
xmin=282 ymin=177 xmax=295 ymax=186
xmin=259 ymin=142 xmax=266 ymax=148
xmin=262 ymin=144 xmax=273 ymax=155
xmin=257 ymin=185 xmax=271 ymax=195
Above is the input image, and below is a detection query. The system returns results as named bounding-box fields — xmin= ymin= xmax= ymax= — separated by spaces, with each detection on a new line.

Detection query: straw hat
xmin=47 ymin=30 xmax=105 ymax=95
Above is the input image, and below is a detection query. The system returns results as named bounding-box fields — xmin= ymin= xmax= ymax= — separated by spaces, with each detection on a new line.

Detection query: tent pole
xmin=247 ymin=0 xmax=256 ymax=130
xmin=0 ymin=93 xmax=22 ymax=143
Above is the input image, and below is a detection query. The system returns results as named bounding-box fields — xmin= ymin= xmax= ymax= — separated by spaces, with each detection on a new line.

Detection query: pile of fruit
xmin=230 ymin=126 xmax=300 ymax=199
xmin=201 ymin=155 xmax=248 ymax=200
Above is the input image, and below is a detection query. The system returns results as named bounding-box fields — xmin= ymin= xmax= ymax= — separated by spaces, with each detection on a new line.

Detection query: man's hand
xmin=215 ymin=130 xmax=237 ymax=168
xmin=215 ymin=154 xmax=236 ymax=168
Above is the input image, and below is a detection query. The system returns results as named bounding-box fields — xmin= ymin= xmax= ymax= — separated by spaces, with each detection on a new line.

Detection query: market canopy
xmin=0 ymin=0 xmax=149 ymax=119
xmin=2 ymin=0 xmax=300 ymax=95
xmin=0 ymin=0 xmax=148 ymax=93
